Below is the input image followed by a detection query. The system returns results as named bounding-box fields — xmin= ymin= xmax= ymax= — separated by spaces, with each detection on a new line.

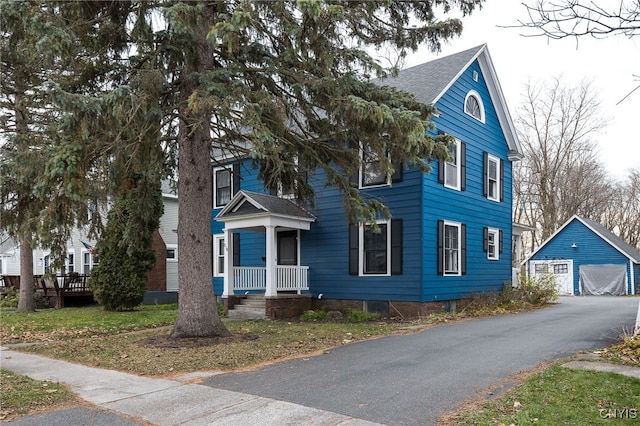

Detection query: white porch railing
xmin=231 ymin=266 xmax=309 ymax=292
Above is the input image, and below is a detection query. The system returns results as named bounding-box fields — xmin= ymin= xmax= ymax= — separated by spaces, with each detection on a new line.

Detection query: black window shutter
xmin=391 ymin=219 xmax=402 ymax=275
xmin=232 ymin=233 xmax=240 ymax=266
xmin=483 ymin=227 xmax=489 ymax=253
xmin=499 ymin=159 xmax=505 ymax=202
xmin=460 ymin=142 xmax=467 ymax=191
xmin=461 ymin=224 xmax=467 ymax=275
xmin=437 ymin=220 xmax=444 ymax=275
xmin=499 ymin=229 xmax=504 ymax=254
xmin=349 ymin=224 xmax=359 ymax=275
xmin=438 ymin=161 xmax=445 ymax=184
xmin=391 ymin=160 xmax=403 ymax=183
xmin=483 ymin=152 xmax=489 ymax=197
xmin=232 ymin=163 xmax=240 ymax=196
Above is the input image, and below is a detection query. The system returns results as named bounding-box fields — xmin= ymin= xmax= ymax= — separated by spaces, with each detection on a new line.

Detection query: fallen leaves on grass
xmin=138 ymin=333 xmax=259 ymax=349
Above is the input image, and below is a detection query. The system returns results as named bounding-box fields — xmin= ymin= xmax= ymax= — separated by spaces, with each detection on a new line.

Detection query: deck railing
xmin=231 ymin=266 xmax=309 ymax=292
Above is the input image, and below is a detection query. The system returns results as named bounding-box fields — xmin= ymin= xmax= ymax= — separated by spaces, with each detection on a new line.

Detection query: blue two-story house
xmin=212 ymin=44 xmax=524 ymax=319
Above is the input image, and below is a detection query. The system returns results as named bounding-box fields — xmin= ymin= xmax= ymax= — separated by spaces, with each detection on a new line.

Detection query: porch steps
xmin=227 ymin=295 xmax=266 ymax=320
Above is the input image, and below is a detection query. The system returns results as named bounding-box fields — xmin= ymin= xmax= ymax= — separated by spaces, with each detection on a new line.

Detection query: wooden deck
xmin=0 ymin=274 xmax=93 ymax=308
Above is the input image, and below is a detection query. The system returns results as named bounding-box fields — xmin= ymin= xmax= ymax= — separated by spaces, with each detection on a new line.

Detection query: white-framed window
xmin=82 ymin=251 xmax=98 ymax=274
xmin=534 ymin=263 xmax=548 ymax=274
xmin=443 ymin=222 xmax=461 ymax=276
xmin=360 ymin=220 xmax=391 ymax=276
xmin=486 ymin=154 xmax=501 ymax=202
xmin=0 ymin=256 xmax=4 ymax=275
xmin=213 ymin=234 xmax=225 ymax=277
xmin=486 ymin=228 xmax=499 ymax=260
xmin=213 ymin=166 xmax=238 ymax=208
xmin=464 ymin=90 xmax=485 ymax=123
xmin=360 ymin=145 xmax=389 ymax=188
xmin=166 ymin=244 xmax=178 ymax=262
xmin=44 ymin=254 xmax=52 ymax=274
xmin=67 ymin=251 xmax=75 ymax=273
xmin=214 ymin=167 xmax=232 ymax=207
xmin=444 ymin=140 xmax=461 ymax=190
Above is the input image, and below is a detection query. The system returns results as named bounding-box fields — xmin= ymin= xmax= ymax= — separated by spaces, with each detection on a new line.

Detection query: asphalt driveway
xmin=202 ymin=296 xmax=639 ymax=425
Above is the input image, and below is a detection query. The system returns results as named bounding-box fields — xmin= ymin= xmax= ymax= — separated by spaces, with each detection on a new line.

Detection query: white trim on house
xmin=443 ymin=221 xmax=462 ymax=276
xmin=464 ymin=90 xmax=485 ymax=123
xmin=213 ymin=166 xmax=235 ymax=209
xmin=212 ymin=235 xmax=225 ymax=277
xmin=359 ymin=220 xmax=392 ymax=277
xmin=444 ymin=140 xmax=461 ymax=191
xmin=487 ymin=228 xmax=499 ymax=260
xmin=486 ymin=154 xmax=501 ymax=202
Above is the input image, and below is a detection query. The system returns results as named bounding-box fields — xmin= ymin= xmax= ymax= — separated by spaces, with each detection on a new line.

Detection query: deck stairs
xmin=227 ymin=295 xmax=266 ymax=320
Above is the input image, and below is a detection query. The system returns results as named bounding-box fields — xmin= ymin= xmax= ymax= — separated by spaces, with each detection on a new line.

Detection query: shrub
xmin=346 ymin=309 xmax=379 ymax=323
xmin=0 ymin=287 xmax=19 ymax=308
xmin=89 ymin=187 xmax=162 ymax=311
xmin=0 ymin=288 xmax=49 ymax=309
xmin=518 ymin=274 xmax=559 ymax=305
xmin=300 ymin=310 xmax=329 ymax=321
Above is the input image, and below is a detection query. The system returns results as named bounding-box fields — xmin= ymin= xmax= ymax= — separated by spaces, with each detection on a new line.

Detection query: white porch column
xmin=222 ymin=227 xmax=234 ymax=297
xmin=265 ymin=225 xmax=277 ymax=297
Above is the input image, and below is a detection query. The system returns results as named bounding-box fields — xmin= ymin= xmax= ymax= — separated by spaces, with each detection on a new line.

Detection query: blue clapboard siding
xmin=211 ymin=159 xmax=269 ymax=295
xmin=303 ymin=167 xmax=424 ymax=301
xmin=210 ymin=58 xmax=516 ymax=303
xmin=530 ymin=219 xmax=634 ymax=294
xmin=420 ymin=59 xmax=514 ymax=301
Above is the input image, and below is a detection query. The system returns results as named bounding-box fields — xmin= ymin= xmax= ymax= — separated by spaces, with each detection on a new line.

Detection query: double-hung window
xmin=213 ymin=233 xmax=240 ymax=276
xmin=214 ymin=168 xmax=232 ymax=207
xmin=362 ymin=221 xmax=390 ymax=275
xmin=438 ymin=138 xmax=465 ymax=191
xmin=360 ymin=146 xmax=388 ymax=187
xmin=358 ymin=144 xmax=402 ymax=188
xmin=444 ymin=142 xmax=460 ymax=190
xmin=213 ymin=164 xmax=239 ymax=208
xmin=484 ymin=153 xmax=503 ymax=202
xmin=484 ymin=228 xmax=500 ymax=260
xmin=437 ymin=220 xmax=466 ymax=276
xmin=213 ymin=235 xmax=225 ymax=277
xmin=349 ymin=220 xmax=403 ymax=276
xmin=444 ymin=223 xmax=460 ymax=274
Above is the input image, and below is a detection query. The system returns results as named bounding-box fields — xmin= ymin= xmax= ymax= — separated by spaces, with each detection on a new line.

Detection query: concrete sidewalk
xmin=1 ymin=346 xmax=381 ymax=425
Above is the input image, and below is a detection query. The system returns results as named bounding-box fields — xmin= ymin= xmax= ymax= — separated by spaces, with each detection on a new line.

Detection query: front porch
xmin=216 ymin=191 xmax=316 ymax=318
xmin=231 ymin=265 xmax=310 ymax=293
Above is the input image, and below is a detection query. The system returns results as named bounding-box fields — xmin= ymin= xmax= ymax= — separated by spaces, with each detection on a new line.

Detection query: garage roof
xmin=524 ymin=215 xmax=640 ymax=264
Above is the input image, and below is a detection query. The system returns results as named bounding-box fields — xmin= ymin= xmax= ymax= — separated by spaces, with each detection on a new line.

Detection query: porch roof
xmin=215 ymin=191 xmax=316 ymax=230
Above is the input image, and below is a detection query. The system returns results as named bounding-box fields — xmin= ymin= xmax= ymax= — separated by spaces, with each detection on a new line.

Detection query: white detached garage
xmin=524 ymin=216 xmax=640 ymax=296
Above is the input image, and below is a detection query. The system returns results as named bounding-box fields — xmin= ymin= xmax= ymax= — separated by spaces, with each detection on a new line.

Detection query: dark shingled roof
xmin=383 ymin=45 xmax=485 ymax=104
xmin=217 ymin=191 xmax=315 ymax=220
xmin=578 ymin=216 xmax=640 ymax=263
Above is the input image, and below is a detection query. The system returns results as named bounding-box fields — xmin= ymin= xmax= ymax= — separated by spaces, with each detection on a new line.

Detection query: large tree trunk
xmin=16 ymin=234 xmax=35 ymax=313
xmin=14 ymin=62 xmax=36 ymax=313
xmin=171 ymin=4 xmax=230 ymax=338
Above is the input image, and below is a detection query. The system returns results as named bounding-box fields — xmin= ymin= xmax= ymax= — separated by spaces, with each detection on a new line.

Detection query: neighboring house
xmin=0 ymin=188 xmax=180 ymax=303
xmin=211 ymin=44 xmax=524 ymax=318
xmin=524 ymin=215 xmax=640 ymax=296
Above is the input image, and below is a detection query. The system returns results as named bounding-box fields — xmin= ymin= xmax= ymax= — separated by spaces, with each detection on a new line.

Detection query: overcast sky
xmin=407 ymin=1 xmax=639 ymax=179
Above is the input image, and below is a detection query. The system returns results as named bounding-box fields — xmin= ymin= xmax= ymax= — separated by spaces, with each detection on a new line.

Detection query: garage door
xmin=530 ymin=260 xmax=574 ymax=295
xmin=579 ymin=264 xmax=627 ymax=296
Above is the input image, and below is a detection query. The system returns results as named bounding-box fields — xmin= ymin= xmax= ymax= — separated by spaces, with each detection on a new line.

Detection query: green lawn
xmin=458 ymin=363 xmax=640 ymax=425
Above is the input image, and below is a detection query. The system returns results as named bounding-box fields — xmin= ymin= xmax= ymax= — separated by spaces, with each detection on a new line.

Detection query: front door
xmin=277 ymin=230 xmax=298 ymax=266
